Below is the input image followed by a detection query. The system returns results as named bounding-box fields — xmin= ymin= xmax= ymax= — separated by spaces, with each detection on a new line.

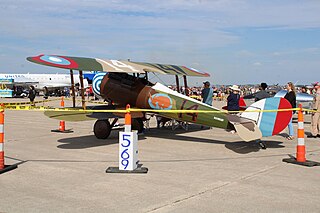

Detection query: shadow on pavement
xmin=224 ymin=140 xmax=284 ymax=154
xmin=56 ymin=128 xmax=149 ymax=149
xmin=144 ymin=128 xmax=285 ymax=154
xmin=57 ymin=132 xmax=119 ymax=149
xmin=56 ymin=126 xmax=285 ymax=154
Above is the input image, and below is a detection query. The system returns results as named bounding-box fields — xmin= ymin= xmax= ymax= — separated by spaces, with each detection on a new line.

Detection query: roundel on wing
xmin=31 ymin=54 xmax=78 ymax=69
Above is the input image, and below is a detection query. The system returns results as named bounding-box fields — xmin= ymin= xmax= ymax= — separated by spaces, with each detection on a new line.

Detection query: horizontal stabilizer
xmin=44 ymin=105 xmax=144 ymax=122
xmin=227 ymin=114 xmax=262 ymax=141
xmin=44 ymin=110 xmax=97 ymax=122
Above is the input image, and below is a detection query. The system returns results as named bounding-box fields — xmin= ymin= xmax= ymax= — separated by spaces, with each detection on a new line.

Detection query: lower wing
xmin=44 ymin=105 xmax=144 ymax=122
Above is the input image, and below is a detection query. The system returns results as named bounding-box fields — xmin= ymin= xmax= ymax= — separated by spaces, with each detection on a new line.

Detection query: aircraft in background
xmin=244 ymin=88 xmax=314 ymax=112
xmin=274 ymin=90 xmax=314 ymax=102
xmin=26 ymin=54 xmax=293 ymax=148
xmin=0 ymin=73 xmax=89 ymax=90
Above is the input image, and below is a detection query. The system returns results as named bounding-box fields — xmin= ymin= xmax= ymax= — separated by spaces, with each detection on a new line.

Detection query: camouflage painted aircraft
xmin=27 ymin=54 xmax=293 ymax=148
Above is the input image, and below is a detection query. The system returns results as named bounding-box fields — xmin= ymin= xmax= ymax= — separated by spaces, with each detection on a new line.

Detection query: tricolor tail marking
xmin=241 ymin=97 xmax=292 ymax=137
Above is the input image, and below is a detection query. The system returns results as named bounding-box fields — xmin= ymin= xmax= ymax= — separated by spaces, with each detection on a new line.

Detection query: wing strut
xmin=183 ymin=75 xmax=189 ymax=96
xmin=175 ymin=75 xmax=180 ymax=93
xmin=69 ymin=69 xmax=76 ymax=108
xmin=79 ymin=70 xmax=86 ymax=110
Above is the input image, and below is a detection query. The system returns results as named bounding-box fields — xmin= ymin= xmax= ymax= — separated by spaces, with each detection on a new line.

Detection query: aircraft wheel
xmin=132 ymin=118 xmax=143 ymax=133
xmin=94 ymin=120 xmax=111 ymax=139
xmin=258 ymin=141 xmax=267 ymax=149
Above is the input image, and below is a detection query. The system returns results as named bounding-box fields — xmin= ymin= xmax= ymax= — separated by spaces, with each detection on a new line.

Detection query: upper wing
xmin=130 ymin=61 xmax=210 ymax=77
xmin=27 ymin=54 xmax=210 ymax=77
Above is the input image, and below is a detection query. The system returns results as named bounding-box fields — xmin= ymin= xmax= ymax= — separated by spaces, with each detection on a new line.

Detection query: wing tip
xmin=182 ymin=66 xmax=211 ymax=77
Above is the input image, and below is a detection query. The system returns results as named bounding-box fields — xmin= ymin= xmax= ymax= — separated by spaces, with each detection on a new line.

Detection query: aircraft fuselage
xmin=100 ymin=73 xmax=229 ymax=129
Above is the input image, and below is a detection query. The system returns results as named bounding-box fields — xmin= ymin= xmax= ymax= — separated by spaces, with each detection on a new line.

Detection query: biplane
xmin=27 ymin=54 xmax=293 ymax=148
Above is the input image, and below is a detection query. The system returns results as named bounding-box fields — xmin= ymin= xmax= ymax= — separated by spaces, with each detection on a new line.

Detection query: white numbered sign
xmin=119 ymin=131 xmax=138 ymax=170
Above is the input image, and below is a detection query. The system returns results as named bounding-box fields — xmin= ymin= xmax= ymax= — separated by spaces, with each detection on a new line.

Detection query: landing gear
xmin=132 ymin=118 xmax=144 ymax=133
xmin=94 ymin=120 xmax=111 ymax=139
xmin=258 ymin=141 xmax=267 ymax=149
xmin=93 ymin=118 xmax=144 ymax=139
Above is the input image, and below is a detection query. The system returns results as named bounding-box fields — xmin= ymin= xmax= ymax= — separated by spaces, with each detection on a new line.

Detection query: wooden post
xmin=175 ymin=75 xmax=180 ymax=93
xmin=183 ymin=75 xmax=189 ymax=96
xmin=70 ymin=69 xmax=76 ymax=108
xmin=79 ymin=70 xmax=86 ymax=110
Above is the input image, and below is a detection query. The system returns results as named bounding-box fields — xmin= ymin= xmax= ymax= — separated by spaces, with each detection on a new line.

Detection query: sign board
xmin=119 ymin=131 xmax=138 ymax=171
xmin=0 ymin=90 xmax=13 ymax=98
xmin=0 ymin=79 xmax=14 ymax=84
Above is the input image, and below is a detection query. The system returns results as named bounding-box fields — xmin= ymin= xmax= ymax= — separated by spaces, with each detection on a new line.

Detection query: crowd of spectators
xmin=167 ymin=83 xmax=320 ymax=101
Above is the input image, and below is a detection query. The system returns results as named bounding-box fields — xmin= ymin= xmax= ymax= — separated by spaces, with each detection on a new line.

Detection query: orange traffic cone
xmin=283 ymin=104 xmax=320 ymax=167
xmin=0 ymin=108 xmax=18 ymax=174
xmin=0 ymin=110 xmax=4 ymax=170
xmin=51 ymin=97 xmax=73 ymax=133
xmin=59 ymin=120 xmax=66 ymax=132
xmin=296 ymin=105 xmax=306 ymax=162
xmin=124 ymin=104 xmax=131 ymax=132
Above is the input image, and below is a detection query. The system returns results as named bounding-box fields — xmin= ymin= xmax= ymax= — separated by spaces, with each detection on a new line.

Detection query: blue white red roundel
xmin=40 ymin=55 xmax=72 ymax=66
xmin=30 ymin=54 xmax=78 ymax=69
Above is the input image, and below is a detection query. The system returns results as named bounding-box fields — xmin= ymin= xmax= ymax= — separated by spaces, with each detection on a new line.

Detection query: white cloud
xmin=0 ymin=0 xmax=320 ymax=84
xmin=272 ymin=47 xmax=320 ymax=57
xmin=236 ymin=50 xmax=255 ymax=57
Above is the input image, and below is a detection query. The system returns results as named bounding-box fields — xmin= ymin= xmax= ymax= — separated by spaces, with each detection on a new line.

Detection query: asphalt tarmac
xmin=0 ymin=97 xmax=320 ymax=213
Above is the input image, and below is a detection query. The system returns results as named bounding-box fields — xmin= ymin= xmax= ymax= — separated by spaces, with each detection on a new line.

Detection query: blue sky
xmin=0 ymin=0 xmax=319 ymax=85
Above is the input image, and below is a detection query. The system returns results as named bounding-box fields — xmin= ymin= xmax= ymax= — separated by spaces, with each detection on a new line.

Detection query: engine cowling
xmin=100 ymin=73 xmax=154 ymax=107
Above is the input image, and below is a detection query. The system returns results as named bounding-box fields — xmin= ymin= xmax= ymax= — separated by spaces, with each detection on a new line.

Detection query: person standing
xmin=254 ymin=82 xmax=270 ymax=102
xmin=227 ymin=85 xmax=240 ymax=112
xmin=201 ymin=81 xmax=213 ymax=106
xmin=225 ymin=85 xmax=241 ymax=134
xmin=28 ymin=85 xmax=36 ymax=106
xmin=284 ymin=82 xmax=296 ymax=140
xmin=200 ymin=81 xmax=213 ymax=129
xmin=308 ymin=85 xmax=320 ymax=138
xmin=43 ymin=86 xmax=49 ymax=99
xmin=253 ymin=83 xmax=270 ymax=149
xmin=301 ymin=86 xmax=308 ymax=94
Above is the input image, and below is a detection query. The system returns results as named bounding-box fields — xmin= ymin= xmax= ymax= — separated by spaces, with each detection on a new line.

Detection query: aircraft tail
xmin=228 ymin=97 xmax=293 ymax=141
